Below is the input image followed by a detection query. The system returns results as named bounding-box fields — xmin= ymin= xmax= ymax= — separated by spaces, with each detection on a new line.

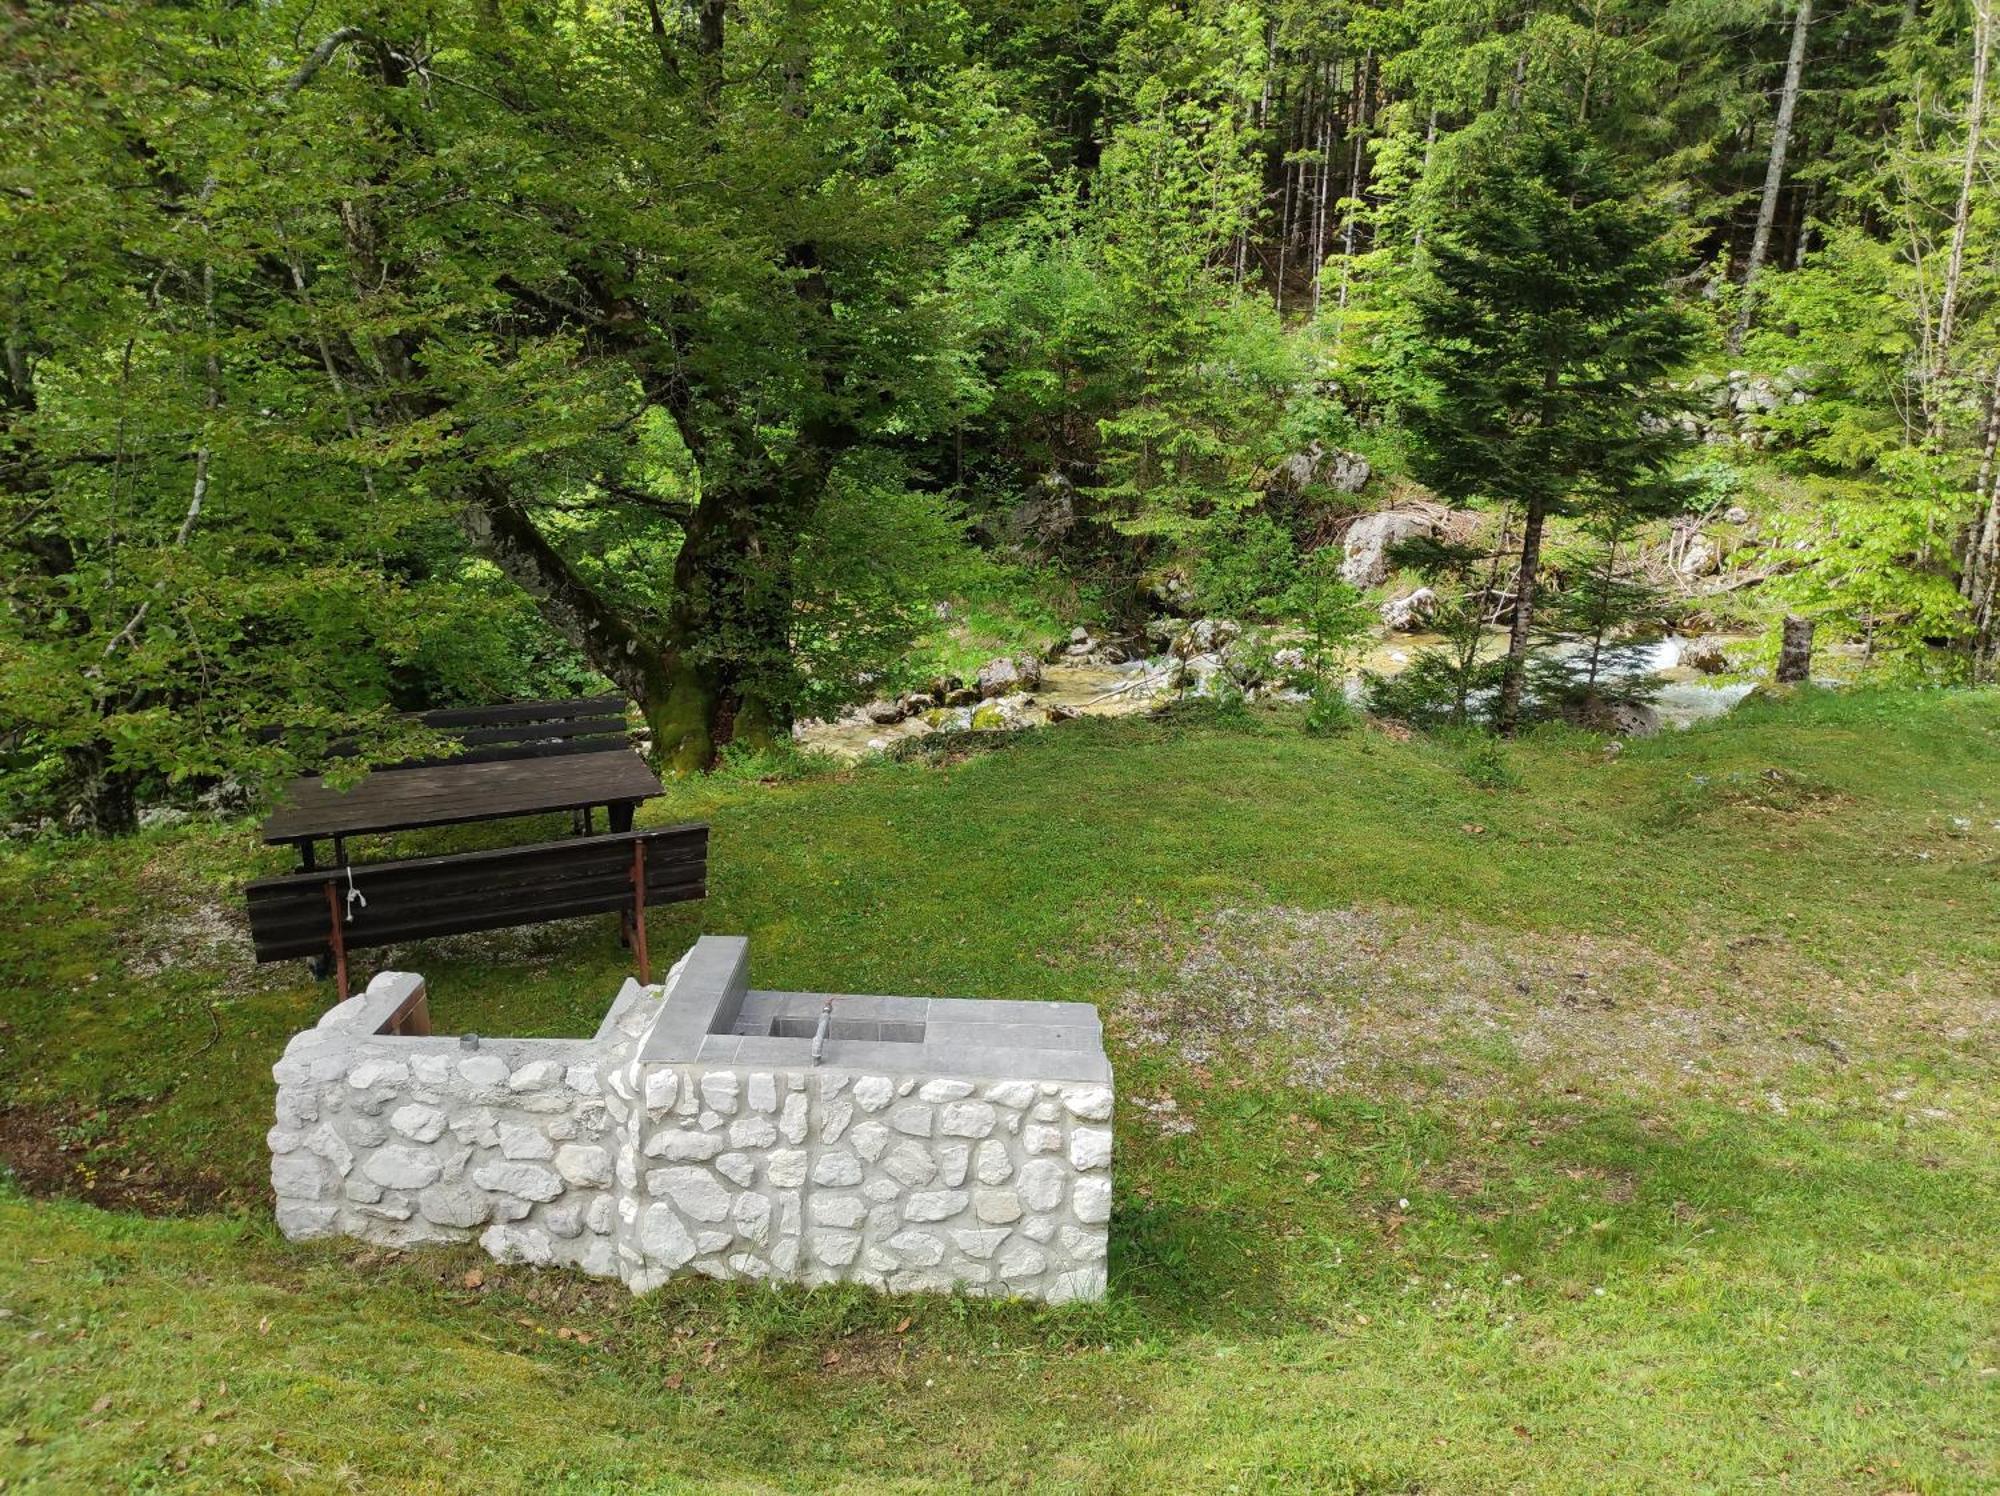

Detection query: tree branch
xmin=272 ymin=27 xmax=371 ymax=104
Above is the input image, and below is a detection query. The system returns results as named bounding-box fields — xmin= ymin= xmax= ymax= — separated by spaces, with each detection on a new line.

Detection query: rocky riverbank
xmin=794 ymin=622 xmax=1759 ymax=759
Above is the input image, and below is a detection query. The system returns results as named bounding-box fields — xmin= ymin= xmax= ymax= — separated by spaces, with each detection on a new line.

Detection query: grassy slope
xmin=2 ymin=689 xmax=1997 ymax=1491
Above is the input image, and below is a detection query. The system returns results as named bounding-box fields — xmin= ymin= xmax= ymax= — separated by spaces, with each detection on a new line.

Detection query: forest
xmin=3 ymin=0 xmax=1996 ymax=828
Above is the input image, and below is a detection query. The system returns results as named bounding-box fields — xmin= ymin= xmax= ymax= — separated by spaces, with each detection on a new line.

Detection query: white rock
xmin=1069 ymin=1127 xmax=1112 ymax=1171
xmin=555 ymin=1144 xmax=612 ymax=1187
xmin=347 ymin=1058 xmax=409 ymax=1091
xmin=850 ymin=1121 xmax=889 ymax=1162
xmin=1018 ymin=1159 xmax=1066 ymax=1212
xmin=765 ymin=1149 xmax=808 ymax=1188
xmin=903 ymin=1190 xmax=969 ymax=1223
xmin=564 ymin=1063 xmax=601 ymax=1096
xmin=272 ymin=1154 xmax=331 ymax=1200
xmin=952 ymin=1228 xmax=1011 ymax=1261
xmin=747 ymin=1073 xmax=778 ymax=1114
xmin=887 ymin=1230 xmax=945 ymax=1267
xmin=821 ymin=1100 xmax=853 ymax=1144
xmin=882 ymin=1143 xmax=937 ymax=1188
xmin=732 ymin=1192 xmax=772 ymax=1246
xmin=1072 ymin=1176 xmax=1112 ymax=1225
xmin=643 ymin=1069 xmax=678 ymax=1114
xmin=498 ymin=1122 xmax=555 ymax=1161
xmin=419 ymin=1184 xmax=489 ymax=1228
xmin=974 ymin=1140 xmax=1013 ymax=1185
xmin=1059 ymin=1224 xmax=1107 ymax=1261
xmin=810 ymin=1230 xmax=861 ymax=1267
xmin=779 ymin=1092 xmax=809 ymax=1144
xmin=938 ymin=1102 xmax=997 ymax=1138
xmin=344 ymin=1175 xmax=383 ymax=1204
xmin=1023 ymin=1123 xmax=1062 ymax=1155
xmin=889 ymin=1103 xmax=933 ymax=1138
xmin=997 ymin=1243 xmax=1047 ymax=1280
xmin=862 ymin=1177 xmax=901 ymax=1204
xmin=1020 ymin=1213 xmax=1056 ymax=1243
xmin=471 ymin=1161 xmax=563 ymax=1201
xmin=974 ymin=1189 xmax=1022 ymax=1224
xmin=714 ymin=1152 xmax=756 ymax=1188
xmin=364 ymin=1145 xmax=442 ymax=1191
xmin=727 ymin=1116 xmax=777 ymax=1150
xmin=919 ymin=1080 xmax=975 ymax=1103
xmin=449 ymin=1107 xmax=499 ymax=1148
xmin=648 ymin=1166 xmax=730 ymax=1222
xmin=304 ymin=1123 xmax=354 ymax=1175
xmin=645 ymin=1129 xmax=723 ymax=1161
xmin=458 ymin=1054 xmax=509 ymax=1087
xmin=936 ymin=1143 xmax=970 ymax=1188
xmin=384 ymin=1096 xmax=444 ymax=1144
xmin=639 ymin=1204 xmax=699 ymax=1268
xmin=276 ymin=1201 xmax=339 ymax=1239
xmin=852 ymin=1076 xmax=895 ymax=1112
xmin=586 ymin=1195 xmax=615 ymax=1234
xmin=508 ymin=1059 xmax=562 ymax=1091
xmin=812 ymin=1151 xmax=863 ymax=1187
xmin=810 ymin=1194 xmax=866 ymax=1228
xmin=984 ymin=1081 xmax=1036 ymax=1110
xmin=1062 ymin=1087 xmax=1113 ymax=1121
xmin=698 ymin=1073 xmax=740 ymax=1115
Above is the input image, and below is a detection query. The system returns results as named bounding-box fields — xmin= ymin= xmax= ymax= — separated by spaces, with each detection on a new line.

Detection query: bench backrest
xmin=396 ymin=694 xmax=632 ymax=767
xmin=245 ymin=823 xmax=707 ymax=968
xmin=269 ymin=694 xmax=634 ymax=769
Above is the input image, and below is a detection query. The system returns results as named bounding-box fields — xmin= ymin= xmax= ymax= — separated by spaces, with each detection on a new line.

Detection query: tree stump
xmin=1777 ymin=614 xmax=1814 ymax=683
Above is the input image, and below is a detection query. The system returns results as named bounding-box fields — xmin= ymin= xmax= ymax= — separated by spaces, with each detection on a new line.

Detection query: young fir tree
xmin=1525 ymin=529 xmax=1672 ymax=727
xmin=1364 ymin=531 xmax=1512 ymax=729
xmin=1397 ymin=117 xmax=1699 ymax=734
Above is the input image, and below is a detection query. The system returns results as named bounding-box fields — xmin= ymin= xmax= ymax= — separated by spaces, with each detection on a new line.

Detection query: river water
xmin=797 ymin=633 xmax=1757 ymax=759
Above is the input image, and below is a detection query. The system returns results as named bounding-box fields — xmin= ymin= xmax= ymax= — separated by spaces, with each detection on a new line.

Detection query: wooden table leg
xmin=609 ymin=800 xmax=634 ymax=833
xmin=298 ymin=838 xmax=316 ymax=872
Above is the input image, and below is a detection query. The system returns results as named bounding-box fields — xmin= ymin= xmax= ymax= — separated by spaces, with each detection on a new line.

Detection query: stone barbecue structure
xmin=269 ymin=937 xmax=1113 ymax=1302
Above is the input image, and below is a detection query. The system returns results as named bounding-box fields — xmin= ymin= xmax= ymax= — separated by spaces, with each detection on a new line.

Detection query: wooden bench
xmin=246 ymin=823 xmax=707 ymax=999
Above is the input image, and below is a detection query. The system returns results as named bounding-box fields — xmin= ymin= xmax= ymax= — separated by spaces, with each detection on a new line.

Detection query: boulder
xmin=1678 ymin=535 xmax=1719 ymax=577
xmin=1171 ymin=619 xmax=1240 ymax=658
xmin=943 ymin=687 xmax=980 ymax=707
xmin=1380 ymin=587 xmax=1439 ymax=632
xmin=1677 ymin=636 xmax=1730 ymax=675
xmin=863 ymin=699 xmax=905 ymax=725
xmin=1341 ymin=511 xmax=1437 ymax=588
xmin=1267 ymin=443 xmax=1371 ymax=496
xmin=1561 ymin=698 xmax=1661 ymax=737
xmin=976 ymin=654 xmax=1043 ymax=699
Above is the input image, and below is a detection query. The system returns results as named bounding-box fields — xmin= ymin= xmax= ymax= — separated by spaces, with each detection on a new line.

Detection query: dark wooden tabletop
xmin=261 ymin=750 xmax=664 ymax=844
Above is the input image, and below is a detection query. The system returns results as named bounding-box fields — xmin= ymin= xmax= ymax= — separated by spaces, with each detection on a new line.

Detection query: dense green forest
xmin=5 ymin=0 xmax=1997 ymax=827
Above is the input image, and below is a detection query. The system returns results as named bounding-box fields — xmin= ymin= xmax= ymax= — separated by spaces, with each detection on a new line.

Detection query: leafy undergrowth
xmin=2 ymin=687 xmax=1998 ymax=1490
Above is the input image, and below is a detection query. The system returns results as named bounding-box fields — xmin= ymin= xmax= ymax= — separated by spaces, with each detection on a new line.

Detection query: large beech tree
xmin=4 ymin=0 xmax=1022 ymax=816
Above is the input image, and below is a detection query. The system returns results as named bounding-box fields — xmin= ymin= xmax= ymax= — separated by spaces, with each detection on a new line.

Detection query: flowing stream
xmin=796 ymin=632 xmax=1758 ymax=759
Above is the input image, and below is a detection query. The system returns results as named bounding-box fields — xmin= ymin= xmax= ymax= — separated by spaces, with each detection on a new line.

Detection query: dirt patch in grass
xmin=1112 ymin=904 xmax=1998 ymax=1109
xmin=0 ymin=1101 xmax=239 ymax=1216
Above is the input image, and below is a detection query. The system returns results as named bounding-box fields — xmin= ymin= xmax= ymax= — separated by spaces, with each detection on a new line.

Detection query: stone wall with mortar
xmin=270 ymin=939 xmax=1112 ymax=1302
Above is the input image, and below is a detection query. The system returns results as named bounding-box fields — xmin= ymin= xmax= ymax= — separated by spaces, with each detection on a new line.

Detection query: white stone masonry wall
xmin=271 ymin=960 xmax=1111 ymax=1302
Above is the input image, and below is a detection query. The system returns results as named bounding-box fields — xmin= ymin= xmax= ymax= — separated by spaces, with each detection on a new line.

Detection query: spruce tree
xmin=1396 ymin=119 xmax=1699 ymax=734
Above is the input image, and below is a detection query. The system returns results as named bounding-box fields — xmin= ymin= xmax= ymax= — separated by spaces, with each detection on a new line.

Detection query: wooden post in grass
xmin=1777 ymin=615 xmax=1814 ymax=684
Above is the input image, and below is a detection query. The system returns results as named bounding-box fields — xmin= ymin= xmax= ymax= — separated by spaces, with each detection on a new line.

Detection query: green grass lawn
xmin=3 ymin=688 xmax=1998 ymax=1491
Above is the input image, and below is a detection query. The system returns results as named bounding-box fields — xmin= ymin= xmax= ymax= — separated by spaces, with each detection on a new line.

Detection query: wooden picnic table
xmin=261 ymin=750 xmax=665 ymax=871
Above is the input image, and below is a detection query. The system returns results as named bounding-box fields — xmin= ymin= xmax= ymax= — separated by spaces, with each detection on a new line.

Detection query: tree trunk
xmin=1777 ymin=614 xmax=1814 ymax=682
xmin=1927 ymin=0 xmax=1992 ymax=440
xmin=1729 ymin=0 xmax=1813 ymax=353
xmin=1496 ymin=493 xmax=1548 ymax=735
xmin=1967 ymin=363 xmax=2000 ymax=673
